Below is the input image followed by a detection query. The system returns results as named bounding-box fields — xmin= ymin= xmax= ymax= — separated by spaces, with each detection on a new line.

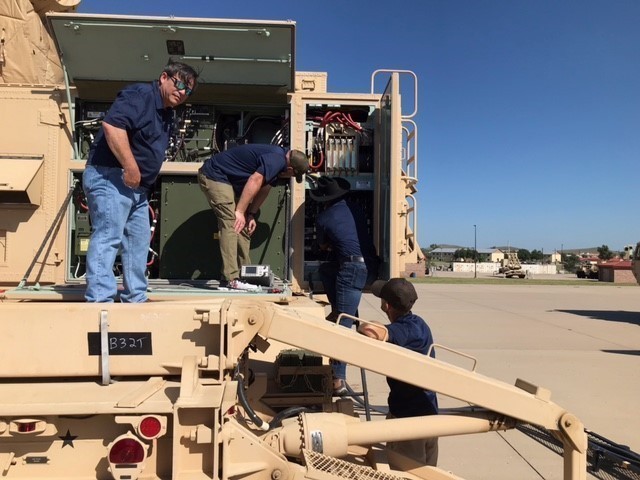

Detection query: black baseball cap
xmin=309 ymin=176 xmax=351 ymax=202
xmin=370 ymin=278 xmax=418 ymax=311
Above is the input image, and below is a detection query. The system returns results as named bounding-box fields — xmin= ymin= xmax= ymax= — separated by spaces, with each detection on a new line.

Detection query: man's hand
xmin=123 ymin=165 xmax=141 ymax=189
xmin=234 ymin=210 xmax=246 ymax=233
xmin=245 ymin=214 xmax=257 ymax=235
xmin=357 ymin=321 xmax=388 ymax=341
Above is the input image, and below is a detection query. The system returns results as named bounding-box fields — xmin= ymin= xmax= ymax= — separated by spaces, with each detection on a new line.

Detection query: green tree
xmin=597 ymin=245 xmax=614 ymax=261
xmin=563 ymin=253 xmax=580 ymax=272
xmin=530 ymin=249 xmax=544 ymax=262
xmin=454 ymin=248 xmax=477 ymax=261
xmin=518 ymin=249 xmax=531 ymax=262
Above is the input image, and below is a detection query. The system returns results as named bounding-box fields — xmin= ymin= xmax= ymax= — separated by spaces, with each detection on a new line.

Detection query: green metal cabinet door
xmin=158 ymin=175 xmax=288 ymax=281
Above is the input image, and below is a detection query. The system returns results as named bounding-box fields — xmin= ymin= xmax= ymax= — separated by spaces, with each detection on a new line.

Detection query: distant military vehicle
xmin=575 ymin=261 xmax=599 ymax=279
xmin=498 ymin=252 xmax=526 ymax=278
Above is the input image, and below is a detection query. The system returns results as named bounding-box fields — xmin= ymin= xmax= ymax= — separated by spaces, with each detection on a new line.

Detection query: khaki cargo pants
xmin=198 ymin=170 xmax=251 ymax=281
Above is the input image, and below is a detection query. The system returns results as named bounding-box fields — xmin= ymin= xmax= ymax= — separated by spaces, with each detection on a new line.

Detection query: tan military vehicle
xmin=497 ymin=252 xmax=526 ymax=279
xmin=575 ymin=261 xmax=599 ymax=280
xmin=0 ymin=2 xmax=633 ymax=479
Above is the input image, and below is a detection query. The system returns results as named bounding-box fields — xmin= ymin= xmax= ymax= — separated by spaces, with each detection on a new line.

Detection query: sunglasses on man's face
xmin=170 ymin=76 xmax=193 ymax=96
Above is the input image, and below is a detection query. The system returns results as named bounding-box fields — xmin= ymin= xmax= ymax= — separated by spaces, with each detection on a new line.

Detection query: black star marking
xmin=59 ymin=429 xmax=78 ymax=448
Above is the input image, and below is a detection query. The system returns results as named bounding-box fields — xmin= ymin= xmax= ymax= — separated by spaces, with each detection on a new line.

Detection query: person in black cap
xmin=310 ymin=176 xmax=378 ymax=393
xmin=198 ymin=144 xmax=309 ymax=288
xmin=361 ymin=278 xmax=439 ymax=467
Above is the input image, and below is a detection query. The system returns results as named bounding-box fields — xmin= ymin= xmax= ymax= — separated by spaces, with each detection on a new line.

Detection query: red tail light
xmin=17 ymin=422 xmax=37 ymax=433
xmin=108 ymin=438 xmax=145 ymax=464
xmin=138 ymin=416 xmax=162 ymax=440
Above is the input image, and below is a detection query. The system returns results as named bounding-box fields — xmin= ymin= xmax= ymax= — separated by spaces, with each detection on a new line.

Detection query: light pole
xmin=474 ymin=224 xmax=477 ymax=278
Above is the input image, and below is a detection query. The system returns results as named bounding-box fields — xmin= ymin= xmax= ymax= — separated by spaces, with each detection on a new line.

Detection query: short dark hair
xmin=162 ymin=59 xmax=199 ymax=89
xmin=289 ymin=149 xmax=309 ymax=183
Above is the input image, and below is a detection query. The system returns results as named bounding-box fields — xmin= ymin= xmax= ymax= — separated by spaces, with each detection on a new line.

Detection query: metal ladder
xmin=371 ymin=69 xmax=421 ymax=262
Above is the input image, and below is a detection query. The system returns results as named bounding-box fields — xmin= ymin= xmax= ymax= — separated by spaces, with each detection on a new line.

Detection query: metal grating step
xmin=303 ymin=449 xmax=406 ymax=480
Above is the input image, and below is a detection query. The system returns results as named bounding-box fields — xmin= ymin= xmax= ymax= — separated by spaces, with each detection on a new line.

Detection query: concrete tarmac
xmin=344 ymin=282 xmax=640 ymax=479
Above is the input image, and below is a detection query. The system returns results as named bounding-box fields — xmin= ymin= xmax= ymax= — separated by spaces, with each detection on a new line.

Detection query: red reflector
xmin=108 ymin=438 xmax=145 ymax=464
xmin=139 ymin=416 xmax=162 ymax=439
xmin=17 ymin=422 xmax=37 ymax=433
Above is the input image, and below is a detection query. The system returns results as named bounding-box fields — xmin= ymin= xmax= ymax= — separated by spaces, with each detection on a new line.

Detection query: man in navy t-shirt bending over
xmin=198 ymin=144 xmax=309 ymax=288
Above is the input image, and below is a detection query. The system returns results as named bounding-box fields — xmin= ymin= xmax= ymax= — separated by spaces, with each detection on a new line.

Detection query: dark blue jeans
xmin=319 ymin=261 xmax=368 ymax=380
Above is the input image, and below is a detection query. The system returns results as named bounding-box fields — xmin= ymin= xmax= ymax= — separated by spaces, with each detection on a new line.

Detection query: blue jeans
xmin=320 ymin=261 xmax=368 ymax=380
xmin=83 ymin=165 xmax=150 ymax=303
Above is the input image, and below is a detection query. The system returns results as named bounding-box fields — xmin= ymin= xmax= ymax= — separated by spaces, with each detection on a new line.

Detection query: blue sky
xmin=78 ymin=0 xmax=640 ymax=253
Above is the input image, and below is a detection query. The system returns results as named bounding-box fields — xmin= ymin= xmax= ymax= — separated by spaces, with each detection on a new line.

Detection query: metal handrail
xmin=401 ymin=119 xmax=418 ymax=183
xmin=370 ymin=69 xmax=418 ymax=119
xmin=371 ymin=69 xmax=421 ymax=264
xmin=428 ymin=343 xmax=478 ymax=373
xmin=405 ymin=193 xmax=417 ymax=246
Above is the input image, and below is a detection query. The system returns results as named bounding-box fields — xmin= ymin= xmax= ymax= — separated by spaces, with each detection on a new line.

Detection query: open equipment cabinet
xmin=0 ymin=12 xmax=422 ymax=293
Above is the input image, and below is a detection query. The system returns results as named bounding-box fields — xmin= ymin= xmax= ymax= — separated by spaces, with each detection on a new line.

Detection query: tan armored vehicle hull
xmin=0 ymin=297 xmax=589 ymax=479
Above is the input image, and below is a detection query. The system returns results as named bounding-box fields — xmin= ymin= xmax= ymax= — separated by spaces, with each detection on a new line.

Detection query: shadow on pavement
xmin=601 ymin=350 xmax=640 ymax=356
xmin=555 ymin=309 xmax=640 ymax=327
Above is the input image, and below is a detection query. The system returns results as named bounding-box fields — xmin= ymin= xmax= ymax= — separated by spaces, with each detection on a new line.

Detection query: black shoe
xmin=325 ymin=311 xmax=339 ymax=322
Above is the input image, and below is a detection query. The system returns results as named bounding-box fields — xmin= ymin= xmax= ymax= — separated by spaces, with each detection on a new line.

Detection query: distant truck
xmin=498 ymin=252 xmax=526 ymax=278
xmin=575 ymin=261 xmax=599 ymax=279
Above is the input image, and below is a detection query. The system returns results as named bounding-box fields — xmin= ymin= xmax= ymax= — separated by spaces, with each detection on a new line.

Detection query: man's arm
xmin=234 ymin=171 xmax=265 ymax=233
xmin=248 ymin=184 xmax=272 ymax=214
xmin=244 ymin=183 xmax=272 ymax=235
xmin=103 ymin=122 xmax=140 ymax=188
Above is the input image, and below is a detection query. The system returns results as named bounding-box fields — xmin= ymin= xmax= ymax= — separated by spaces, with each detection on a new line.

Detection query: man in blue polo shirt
xmin=198 ymin=144 xmax=309 ymax=288
xmin=83 ymin=60 xmax=198 ymax=302
xmin=310 ymin=176 xmax=378 ymax=392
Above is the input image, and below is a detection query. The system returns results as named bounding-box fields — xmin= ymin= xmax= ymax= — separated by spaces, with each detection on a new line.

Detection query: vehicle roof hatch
xmin=46 ymin=13 xmax=295 ymax=96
